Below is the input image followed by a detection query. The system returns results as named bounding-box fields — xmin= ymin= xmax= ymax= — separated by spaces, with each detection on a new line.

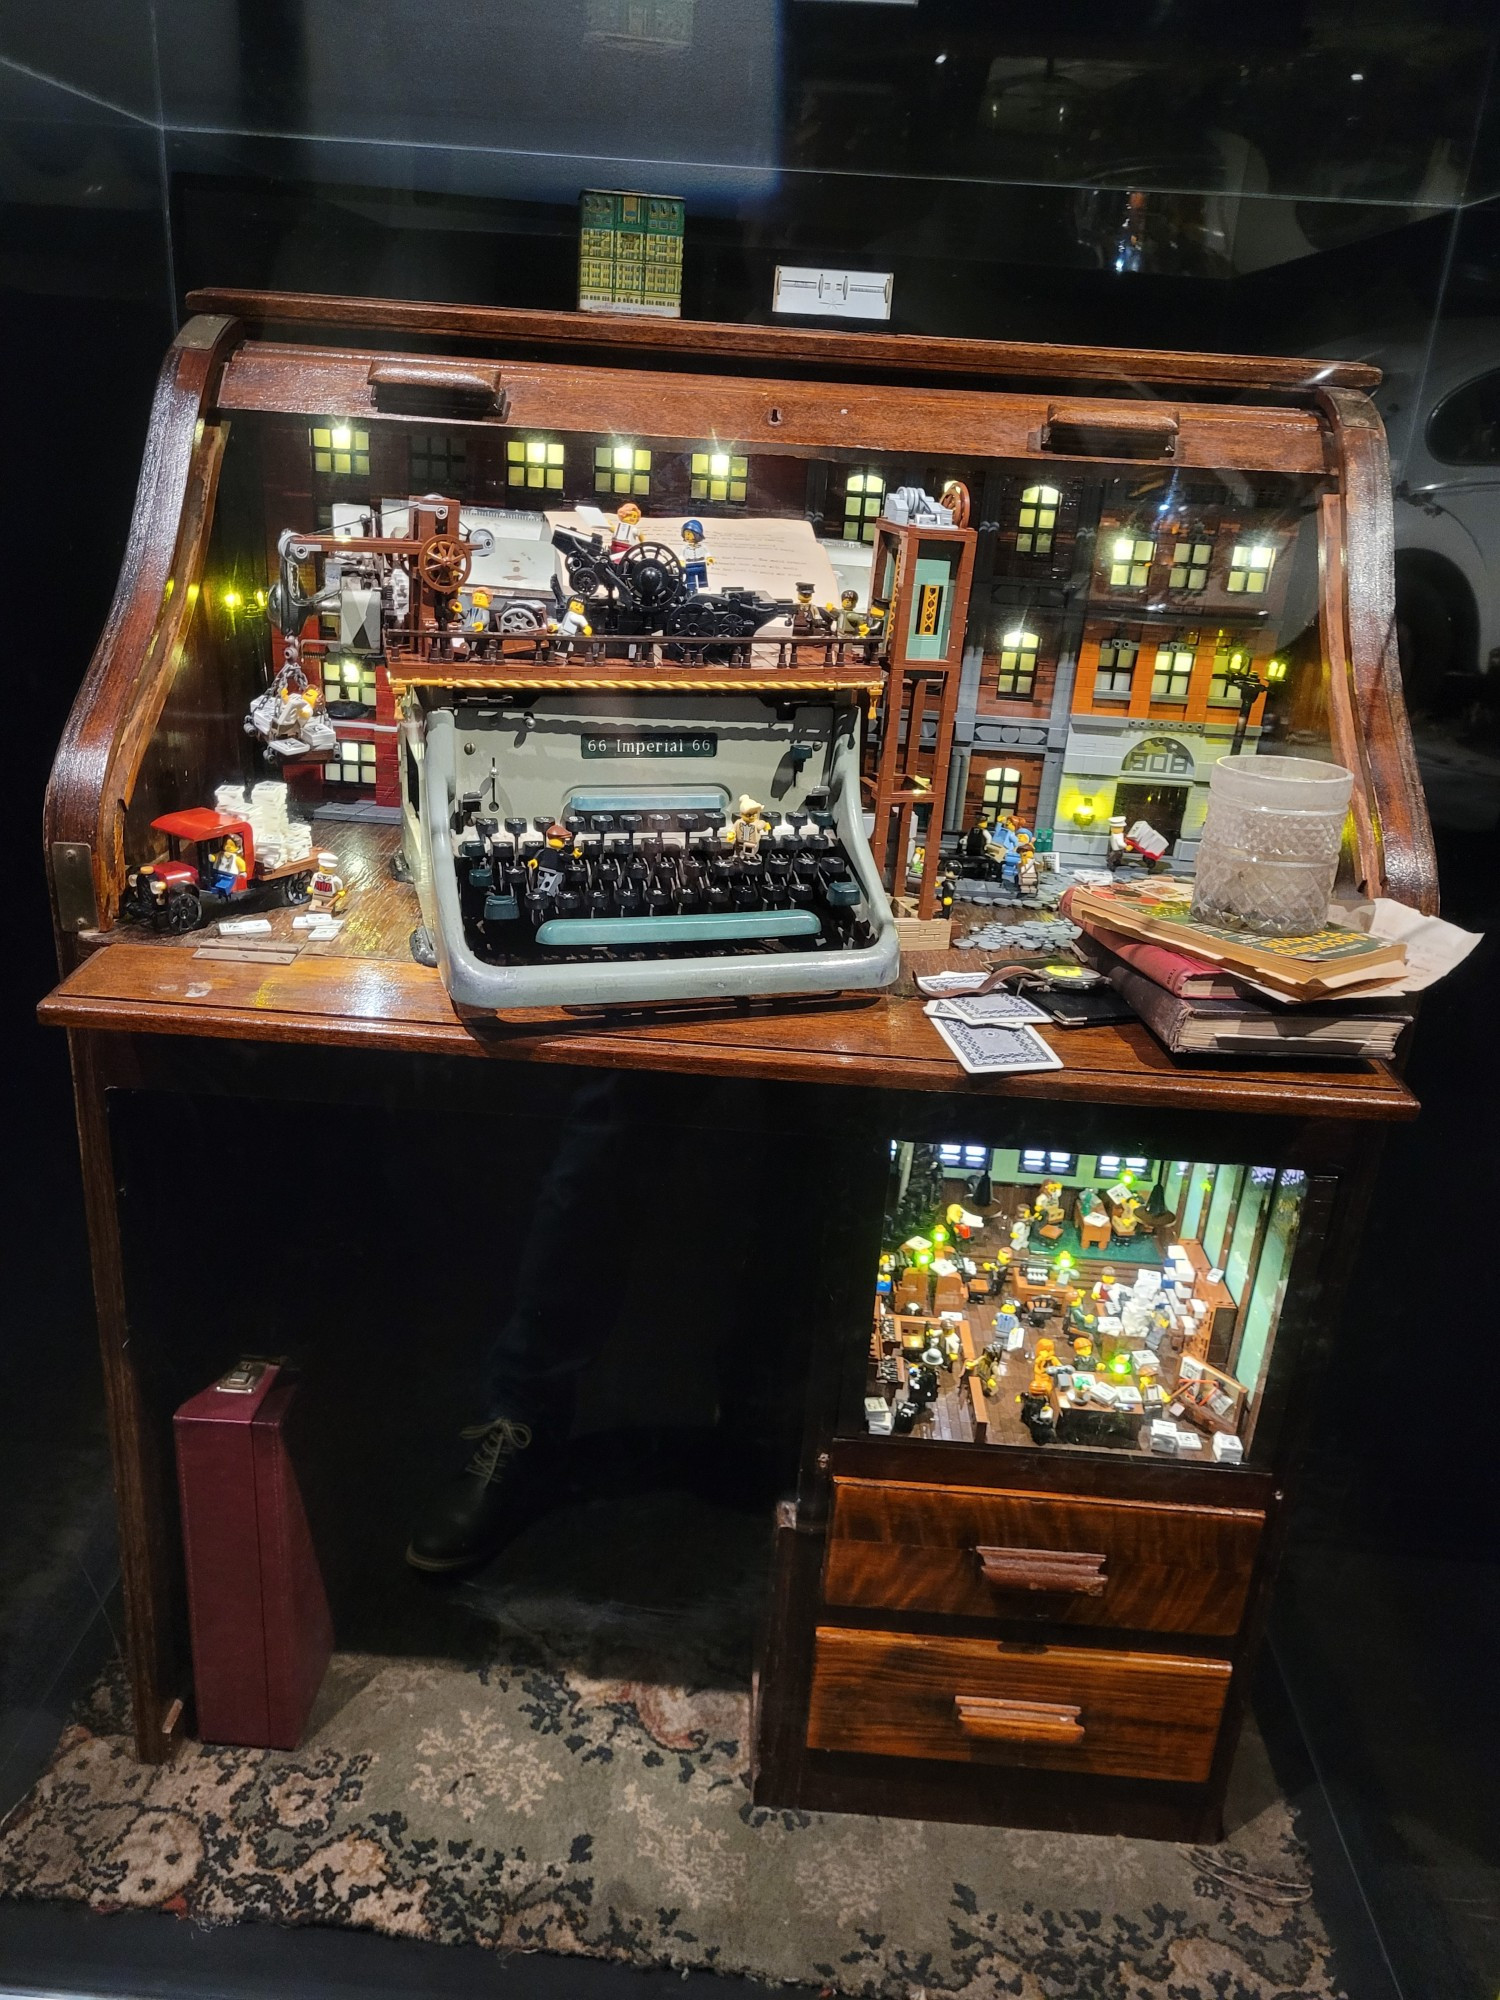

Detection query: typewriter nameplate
xmin=581 ymin=731 xmax=718 ymax=759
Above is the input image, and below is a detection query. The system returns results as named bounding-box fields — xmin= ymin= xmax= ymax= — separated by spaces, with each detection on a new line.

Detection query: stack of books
xmin=1060 ymin=883 xmax=1414 ymax=1059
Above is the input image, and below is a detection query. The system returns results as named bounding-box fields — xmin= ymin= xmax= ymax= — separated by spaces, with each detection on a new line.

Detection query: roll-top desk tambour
xmin=42 ymin=292 xmax=1434 ymax=1842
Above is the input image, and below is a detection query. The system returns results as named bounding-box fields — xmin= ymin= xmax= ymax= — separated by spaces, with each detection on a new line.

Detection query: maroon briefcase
xmin=174 ymin=1359 xmax=333 ymax=1748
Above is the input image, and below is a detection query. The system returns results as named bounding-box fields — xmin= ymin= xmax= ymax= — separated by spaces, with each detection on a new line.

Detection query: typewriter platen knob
xmin=504 ymin=816 xmax=528 ymax=840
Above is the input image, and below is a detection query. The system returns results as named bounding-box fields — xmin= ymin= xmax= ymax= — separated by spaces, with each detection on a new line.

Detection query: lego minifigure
xmin=212 ymin=833 xmax=248 ymax=897
xmin=791 ymin=582 xmax=829 ymax=637
xmin=829 ymin=587 xmax=866 ymax=637
xmin=528 ymin=822 xmax=573 ymax=902
xmin=1010 ymin=1208 xmax=1032 ymax=1253
xmin=679 ymin=518 xmax=713 ymax=593
xmin=309 ymin=851 xmax=343 ymax=905
xmin=464 ymin=588 xmax=493 ymax=635
xmin=547 ymin=596 xmax=594 ymax=656
xmin=610 ymin=503 xmax=643 ymax=558
xmin=726 ymin=794 xmax=772 ymax=857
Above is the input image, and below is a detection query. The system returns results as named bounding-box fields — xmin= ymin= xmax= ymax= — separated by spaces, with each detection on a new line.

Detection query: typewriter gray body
xmin=404 ymin=691 xmax=899 ymax=1013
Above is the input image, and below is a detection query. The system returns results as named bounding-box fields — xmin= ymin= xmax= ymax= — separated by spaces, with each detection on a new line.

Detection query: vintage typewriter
xmin=269 ymin=497 xmax=906 ymax=1010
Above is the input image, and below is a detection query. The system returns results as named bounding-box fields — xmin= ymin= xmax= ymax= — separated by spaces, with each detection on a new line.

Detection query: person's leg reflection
xmin=407 ymin=1071 xmax=632 ymax=1572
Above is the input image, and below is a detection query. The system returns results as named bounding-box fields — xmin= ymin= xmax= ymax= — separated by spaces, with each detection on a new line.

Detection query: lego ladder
xmin=867 ymin=522 xmax=977 ymax=921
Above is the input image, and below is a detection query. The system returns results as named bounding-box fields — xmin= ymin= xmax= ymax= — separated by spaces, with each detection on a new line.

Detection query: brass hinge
xmin=51 ymin=842 xmax=98 ymax=934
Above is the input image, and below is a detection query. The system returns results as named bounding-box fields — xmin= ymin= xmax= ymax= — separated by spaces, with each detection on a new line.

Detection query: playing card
xmin=929 ymin=1015 xmax=1063 ymax=1076
xmin=915 ymin=970 xmax=992 ymax=995
xmin=925 ymin=991 xmax=1050 ymax=1026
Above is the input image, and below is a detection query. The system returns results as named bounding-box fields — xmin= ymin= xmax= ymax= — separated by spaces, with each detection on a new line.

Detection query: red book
xmin=174 ymin=1360 xmax=332 ymax=1749
xmin=1076 ymin=920 xmax=1242 ymax=998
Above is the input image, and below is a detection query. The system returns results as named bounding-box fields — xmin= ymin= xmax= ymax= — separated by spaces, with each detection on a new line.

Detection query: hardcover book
xmin=1062 ymin=885 xmax=1405 ymax=996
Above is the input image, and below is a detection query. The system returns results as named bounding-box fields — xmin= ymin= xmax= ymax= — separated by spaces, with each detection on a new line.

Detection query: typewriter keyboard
xmin=450 ymin=795 xmax=876 ymax=959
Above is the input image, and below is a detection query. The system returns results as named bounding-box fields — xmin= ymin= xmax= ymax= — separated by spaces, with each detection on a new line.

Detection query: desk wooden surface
xmin=40 ymin=818 xmax=1418 ymax=1121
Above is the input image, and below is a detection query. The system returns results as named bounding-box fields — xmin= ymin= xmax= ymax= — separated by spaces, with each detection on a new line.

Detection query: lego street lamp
xmin=1223 ymin=657 xmax=1286 ymax=756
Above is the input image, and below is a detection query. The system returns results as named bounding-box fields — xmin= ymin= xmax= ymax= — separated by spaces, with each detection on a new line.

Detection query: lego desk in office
xmin=42 ymin=293 xmax=1434 ymax=1842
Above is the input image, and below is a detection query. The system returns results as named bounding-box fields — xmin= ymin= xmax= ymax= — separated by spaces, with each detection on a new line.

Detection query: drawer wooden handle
xmin=368 ymin=359 xmax=507 ymax=415
xmin=955 ymin=1695 xmax=1085 ymax=1745
xmin=1041 ymin=400 xmax=1178 ymax=459
xmin=975 ymin=1544 xmax=1107 ymax=1596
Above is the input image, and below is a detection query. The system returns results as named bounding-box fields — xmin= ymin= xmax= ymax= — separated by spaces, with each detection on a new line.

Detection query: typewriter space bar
xmin=534 ymin=911 xmax=821 ymax=948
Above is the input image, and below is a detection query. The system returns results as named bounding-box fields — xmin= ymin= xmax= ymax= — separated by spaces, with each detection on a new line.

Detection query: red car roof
xmin=151 ymin=809 xmax=250 ymax=842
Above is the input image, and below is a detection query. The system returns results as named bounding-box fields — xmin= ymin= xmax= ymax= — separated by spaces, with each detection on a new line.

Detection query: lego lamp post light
xmin=1223 ymin=658 xmax=1287 ymax=757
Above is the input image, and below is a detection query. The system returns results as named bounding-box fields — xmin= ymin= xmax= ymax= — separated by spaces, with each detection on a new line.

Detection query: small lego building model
xmin=679 ymin=518 xmax=713 ymax=593
xmin=546 ymin=596 xmax=594 ymax=656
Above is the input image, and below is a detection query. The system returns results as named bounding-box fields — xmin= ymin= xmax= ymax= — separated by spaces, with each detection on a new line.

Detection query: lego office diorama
xmin=870 ymin=1145 xmax=1302 ymax=1463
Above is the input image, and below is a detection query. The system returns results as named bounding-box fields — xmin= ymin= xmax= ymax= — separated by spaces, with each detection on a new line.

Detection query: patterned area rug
xmin=0 ymin=1494 xmax=1343 ymax=1998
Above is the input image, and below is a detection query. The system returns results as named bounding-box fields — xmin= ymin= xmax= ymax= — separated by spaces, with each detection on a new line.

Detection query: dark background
xmin=3 ymin=4 xmax=1499 ymax=1994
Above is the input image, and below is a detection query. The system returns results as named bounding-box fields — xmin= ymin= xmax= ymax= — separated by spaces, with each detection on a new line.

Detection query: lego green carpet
xmin=0 ymin=1492 xmax=1342 ymax=1999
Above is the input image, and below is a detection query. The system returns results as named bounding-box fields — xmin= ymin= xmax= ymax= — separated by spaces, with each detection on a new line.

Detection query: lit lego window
xmin=322 ymin=657 xmax=378 ymax=708
xmin=980 ymin=765 xmax=1021 ymax=813
xmin=1016 ymin=483 xmax=1060 ymax=556
xmin=409 ymin=433 xmax=467 ymax=489
xmin=993 ymin=627 xmax=1039 ymax=697
xmin=1093 ymin=638 xmax=1138 ymax=699
xmin=1151 ymin=646 xmax=1195 ymax=700
xmin=1209 ymin=646 xmax=1252 ymax=703
xmin=690 ymin=450 xmax=748 ymax=503
xmin=508 ymin=438 xmax=566 ymax=492
xmin=1227 ymin=543 xmax=1276 ymax=593
xmin=1107 ymin=536 xmax=1154 ymax=588
xmin=1168 ymin=539 xmax=1213 ymax=591
xmin=843 ymin=470 xmax=886 ymax=542
xmin=1020 ymin=1149 xmax=1078 ymax=1175
xmin=310 ymin=423 xmax=370 ymax=478
xmin=594 ymin=444 xmax=652 ymax=497
xmin=938 ymin=1144 xmax=991 ymax=1170
xmin=323 ymin=740 xmax=378 ymax=786
xmin=1098 ymin=1154 xmax=1151 ymax=1177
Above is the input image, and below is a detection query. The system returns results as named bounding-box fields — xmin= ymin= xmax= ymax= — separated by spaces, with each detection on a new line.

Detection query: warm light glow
xmin=1113 ymin=537 xmax=1135 ymax=561
xmin=330 ymin=425 xmax=353 ymax=450
xmin=186 ymin=582 xmax=200 ymax=603
xmin=709 ymin=451 xmax=731 ymax=477
xmin=1001 ymin=628 xmax=1036 ymax=648
xmin=221 ymin=589 xmax=241 ymax=609
xmin=254 ymin=588 xmax=267 ymax=608
xmin=1266 ymin=657 xmax=1288 ymax=682
xmin=1072 ymin=802 xmax=1097 ymax=828
xmin=1249 ymin=546 xmax=1273 ymax=566
xmin=614 ymin=445 xmax=634 ymax=470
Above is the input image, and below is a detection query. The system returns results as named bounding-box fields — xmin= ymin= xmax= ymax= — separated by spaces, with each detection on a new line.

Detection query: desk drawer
xmin=807 ymin=1627 xmax=1231 ymax=1782
xmin=824 ymin=1478 xmax=1262 ymax=1637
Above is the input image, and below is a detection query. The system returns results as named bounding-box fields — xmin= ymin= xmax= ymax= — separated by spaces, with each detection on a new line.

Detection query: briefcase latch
xmin=216 ymin=1361 xmax=268 ymax=1395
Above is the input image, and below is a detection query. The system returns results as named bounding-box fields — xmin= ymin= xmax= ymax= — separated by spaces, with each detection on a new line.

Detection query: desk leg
xmin=68 ymin=1030 xmax=186 ymax=1764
